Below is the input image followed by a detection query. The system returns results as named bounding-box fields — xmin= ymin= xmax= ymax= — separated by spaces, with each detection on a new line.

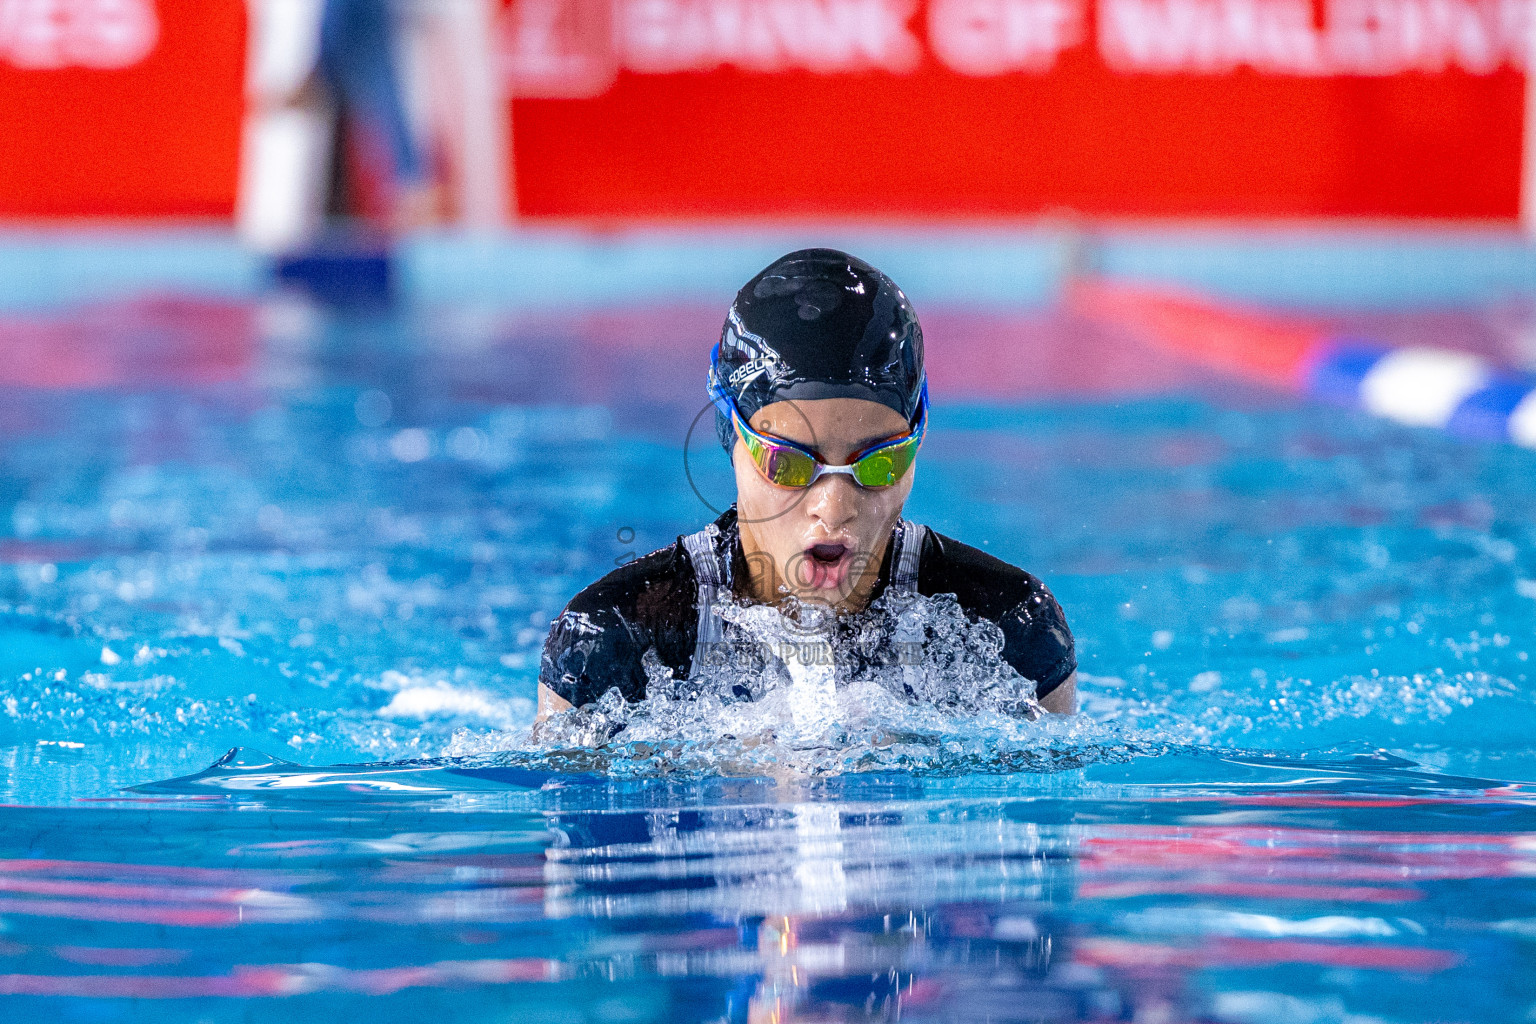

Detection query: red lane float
xmin=1068 ymin=278 xmax=1536 ymax=447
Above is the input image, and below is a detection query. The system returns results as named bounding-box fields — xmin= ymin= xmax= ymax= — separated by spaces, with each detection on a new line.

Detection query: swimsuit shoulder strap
xmin=889 ymin=519 xmax=928 ymax=596
xmin=681 ymin=521 xmax=729 ymax=669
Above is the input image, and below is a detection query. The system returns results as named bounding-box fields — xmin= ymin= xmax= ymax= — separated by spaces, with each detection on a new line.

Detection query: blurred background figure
xmin=315 ymin=0 xmax=437 ymax=228
xmin=238 ymin=0 xmax=507 ymax=252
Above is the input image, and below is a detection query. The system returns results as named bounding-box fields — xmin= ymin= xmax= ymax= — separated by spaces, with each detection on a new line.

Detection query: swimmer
xmin=537 ymin=249 xmax=1076 ymax=722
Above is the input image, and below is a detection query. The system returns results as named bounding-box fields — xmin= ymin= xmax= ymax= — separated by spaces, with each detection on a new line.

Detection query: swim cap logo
xmin=728 ymin=354 xmax=777 ymax=390
xmin=721 ymin=318 xmax=779 ymax=392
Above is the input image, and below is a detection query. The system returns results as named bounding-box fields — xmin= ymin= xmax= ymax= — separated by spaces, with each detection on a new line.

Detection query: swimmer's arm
xmin=536 ymin=683 xmax=574 ymax=722
xmin=1038 ymin=672 xmax=1077 ymax=715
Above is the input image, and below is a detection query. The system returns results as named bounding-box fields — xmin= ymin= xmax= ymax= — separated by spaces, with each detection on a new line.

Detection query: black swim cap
xmin=711 ymin=249 xmax=925 ymax=452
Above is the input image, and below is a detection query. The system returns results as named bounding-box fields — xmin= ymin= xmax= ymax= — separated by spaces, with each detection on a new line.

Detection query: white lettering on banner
xmin=0 ymin=0 xmax=158 ymax=70
xmin=1327 ymin=0 xmax=1516 ymax=72
xmin=621 ymin=0 xmax=921 ymax=72
xmin=503 ymin=0 xmax=619 ymax=96
xmin=1100 ymin=0 xmax=1529 ymax=74
xmin=499 ymin=0 xmax=1532 ymax=90
xmin=928 ymin=0 xmax=1084 ymax=74
xmin=1099 ymin=0 xmax=1324 ymax=71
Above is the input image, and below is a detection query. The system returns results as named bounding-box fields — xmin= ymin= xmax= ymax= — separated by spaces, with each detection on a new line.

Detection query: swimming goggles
xmin=708 ymin=350 xmax=927 ymax=489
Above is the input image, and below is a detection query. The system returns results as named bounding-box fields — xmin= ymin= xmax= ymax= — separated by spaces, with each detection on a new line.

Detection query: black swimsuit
xmin=539 ymin=508 xmax=1076 ymax=708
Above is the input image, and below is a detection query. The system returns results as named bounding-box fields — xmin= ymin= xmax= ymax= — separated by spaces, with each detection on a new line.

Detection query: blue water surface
xmin=0 ymin=291 xmax=1534 ymax=1022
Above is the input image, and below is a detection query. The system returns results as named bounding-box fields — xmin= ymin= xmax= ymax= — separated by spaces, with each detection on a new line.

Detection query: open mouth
xmin=800 ymin=541 xmax=853 ymax=592
xmin=809 ymin=543 xmax=847 ymax=564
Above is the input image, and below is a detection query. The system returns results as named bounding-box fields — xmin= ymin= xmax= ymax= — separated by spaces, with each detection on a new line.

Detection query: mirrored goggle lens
xmin=851 ymin=436 xmax=919 ymax=487
xmin=741 ymin=430 xmax=818 ymax=488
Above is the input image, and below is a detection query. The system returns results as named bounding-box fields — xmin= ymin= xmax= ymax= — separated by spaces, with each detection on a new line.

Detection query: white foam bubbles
xmin=513 ymin=592 xmax=1137 ymax=776
xmin=373 ymin=669 xmax=530 ymax=731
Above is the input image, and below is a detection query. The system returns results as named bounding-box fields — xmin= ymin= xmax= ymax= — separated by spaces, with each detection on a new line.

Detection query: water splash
xmin=436 ymin=582 xmax=1531 ymax=780
xmin=455 ymin=592 xmax=1155 ymax=777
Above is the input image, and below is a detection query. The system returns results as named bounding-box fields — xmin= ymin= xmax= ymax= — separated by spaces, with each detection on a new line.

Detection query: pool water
xmin=1 ymin=292 xmax=1535 ymax=1022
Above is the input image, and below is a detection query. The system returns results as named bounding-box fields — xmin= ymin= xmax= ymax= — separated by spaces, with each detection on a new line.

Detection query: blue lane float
xmin=1073 ymin=279 xmax=1536 ymax=449
xmin=1304 ymin=341 xmax=1536 ymax=446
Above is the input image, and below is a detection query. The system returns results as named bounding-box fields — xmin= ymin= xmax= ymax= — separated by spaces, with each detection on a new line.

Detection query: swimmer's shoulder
xmin=561 ymin=509 xmax=735 ymax=623
xmin=915 ymin=528 xmax=1077 ymax=696
xmin=540 ymin=537 xmax=700 ymax=706
xmin=564 ymin=539 xmax=697 ymax=621
xmin=914 ymin=529 xmax=1052 ymax=617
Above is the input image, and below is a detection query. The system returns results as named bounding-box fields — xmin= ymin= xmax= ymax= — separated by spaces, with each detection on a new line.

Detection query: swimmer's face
xmin=733 ymin=397 xmax=916 ymax=614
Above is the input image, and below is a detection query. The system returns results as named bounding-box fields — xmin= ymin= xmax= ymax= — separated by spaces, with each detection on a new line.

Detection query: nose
xmin=806 ymin=472 xmax=859 ymax=534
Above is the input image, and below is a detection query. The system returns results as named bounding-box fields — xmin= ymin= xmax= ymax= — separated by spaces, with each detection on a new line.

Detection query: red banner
xmin=0 ymin=0 xmax=245 ymax=218
xmin=0 ymin=1 xmax=1520 ymax=223
xmin=503 ymin=0 xmax=1528 ymax=219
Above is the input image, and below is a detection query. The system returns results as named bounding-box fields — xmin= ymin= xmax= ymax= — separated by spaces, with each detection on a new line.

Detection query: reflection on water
xmin=2 ymin=752 xmax=1534 ymax=1021
xmin=1 ymin=296 xmax=1536 ymax=1019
